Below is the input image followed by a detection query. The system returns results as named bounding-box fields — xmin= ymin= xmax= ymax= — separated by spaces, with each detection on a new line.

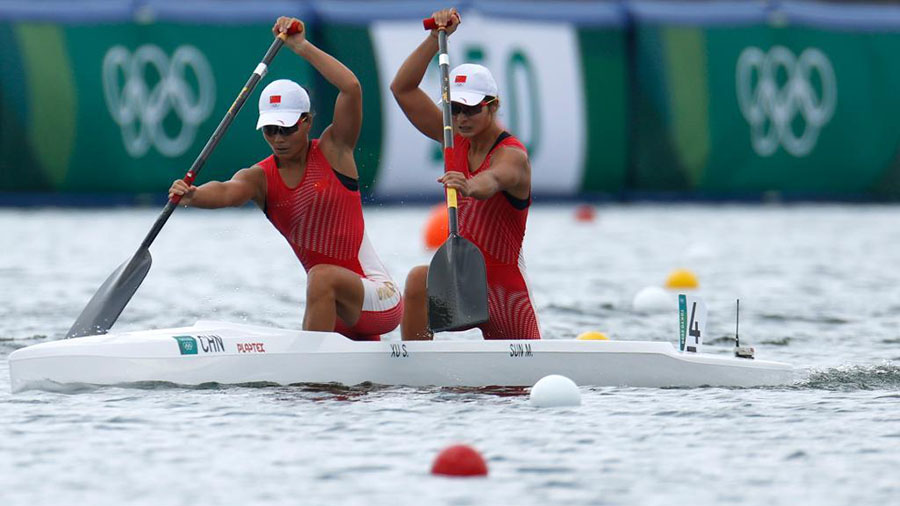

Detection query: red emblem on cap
xmin=455 ymin=75 xmax=467 ymax=83
xmin=270 ymin=95 xmax=281 ymax=104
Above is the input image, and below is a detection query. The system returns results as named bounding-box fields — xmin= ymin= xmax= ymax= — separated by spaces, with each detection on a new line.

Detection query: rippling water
xmin=1 ymin=204 xmax=898 ymax=505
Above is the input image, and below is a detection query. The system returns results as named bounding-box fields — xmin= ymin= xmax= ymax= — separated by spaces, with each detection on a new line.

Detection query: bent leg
xmin=478 ymin=265 xmax=542 ymax=340
xmin=304 ymin=264 xmax=365 ymax=332
xmin=401 ymin=265 xmax=433 ymax=341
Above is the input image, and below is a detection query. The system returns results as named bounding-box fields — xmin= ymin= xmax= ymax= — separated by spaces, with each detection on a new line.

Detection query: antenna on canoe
xmin=734 ymin=298 xmax=755 ymax=359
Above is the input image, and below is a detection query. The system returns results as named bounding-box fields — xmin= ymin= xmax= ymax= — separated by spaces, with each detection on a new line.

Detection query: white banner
xmin=370 ymin=12 xmax=586 ymax=198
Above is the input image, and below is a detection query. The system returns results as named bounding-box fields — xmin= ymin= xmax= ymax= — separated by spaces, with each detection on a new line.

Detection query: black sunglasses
xmin=263 ymin=124 xmax=298 ymax=137
xmin=451 ymin=98 xmax=496 ymax=117
xmin=262 ymin=115 xmax=308 ymax=137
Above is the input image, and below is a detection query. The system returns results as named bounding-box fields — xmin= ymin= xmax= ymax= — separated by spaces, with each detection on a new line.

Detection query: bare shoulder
xmin=232 ymin=165 xmax=266 ymax=183
xmin=491 ymin=145 xmax=530 ymax=170
xmin=317 ymin=126 xmax=360 ymax=179
xmin=231 ymin=165 xmax=267 ymax=207
xmin=486 ymin=144 xmax=530 ymax=198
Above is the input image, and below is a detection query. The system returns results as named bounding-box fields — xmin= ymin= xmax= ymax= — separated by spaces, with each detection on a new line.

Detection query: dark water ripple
xmin=800 ymin=362 xmax=900 ymax=390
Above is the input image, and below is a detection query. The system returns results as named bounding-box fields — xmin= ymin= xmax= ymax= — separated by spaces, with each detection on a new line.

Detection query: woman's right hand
xmin=169 ymin=179 xmax=197 ymax=205
xmin=273 ymin=16 xmax=308 ymax=53
xmin=429 ymin=8 xmax=461 ymax=37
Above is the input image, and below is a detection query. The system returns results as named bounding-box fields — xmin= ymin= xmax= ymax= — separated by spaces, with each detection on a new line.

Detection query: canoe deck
xmin=9 ymin=320 xmax=795 ymax=392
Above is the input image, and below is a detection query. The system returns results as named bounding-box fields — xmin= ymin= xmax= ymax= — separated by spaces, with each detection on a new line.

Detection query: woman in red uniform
xmin=169 ymin=16 xmax=401 ymax=341
xmin=390 ymin=8 xmax=541 ymax=340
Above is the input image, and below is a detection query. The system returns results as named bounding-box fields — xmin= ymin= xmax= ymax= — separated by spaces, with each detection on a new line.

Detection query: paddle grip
xmin=277 ymin=20 xmax=303 ymax=40
xmin=423 ymin=16 xmax=458 ymax=31
xmin=168 ymin=170 xmax=197 ymax=205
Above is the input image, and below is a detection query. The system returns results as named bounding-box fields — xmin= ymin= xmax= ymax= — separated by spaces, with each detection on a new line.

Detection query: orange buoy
xmin=431 ymin=444 xmax=488 ymax=477
xmin=574 ymin=204 xmax=596 ymax=222
xmin=424 ymin=204 xmax=449 ymax=250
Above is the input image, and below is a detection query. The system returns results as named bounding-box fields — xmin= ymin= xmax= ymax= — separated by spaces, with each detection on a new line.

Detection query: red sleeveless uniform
xmin=258 ymin=140 xmax=402 ymax=341
xmin=450 ymin=132 xmax=541 ymax=340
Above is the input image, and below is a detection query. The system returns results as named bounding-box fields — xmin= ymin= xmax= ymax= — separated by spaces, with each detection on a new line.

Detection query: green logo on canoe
xmin=173 ymin=335 xmax=197 ymax=355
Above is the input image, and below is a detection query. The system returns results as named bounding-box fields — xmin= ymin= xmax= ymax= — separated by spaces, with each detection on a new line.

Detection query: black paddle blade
xmin=66 ymin=249 xmax=152 ymax=338
xmin=427 ymin=234 xmax=489 ymax=332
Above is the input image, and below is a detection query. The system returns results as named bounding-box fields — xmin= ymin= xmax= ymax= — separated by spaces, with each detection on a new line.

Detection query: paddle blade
xmin=427 ymin=235 xmax=489 ymax=332
xmin=66 ymin=249 xmax=152 ymax=338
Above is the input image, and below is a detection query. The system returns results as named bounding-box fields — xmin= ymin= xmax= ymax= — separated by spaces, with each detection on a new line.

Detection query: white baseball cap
xmin=257 ymin=79 xmax=310 ymax=129
xmin=445 ymin=63 xmax=499 ymax=105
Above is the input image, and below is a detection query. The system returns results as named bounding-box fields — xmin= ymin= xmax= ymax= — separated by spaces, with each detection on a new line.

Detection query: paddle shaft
xmin=434 ymin=28 xmax=460 ymax=236
xmin=142 ymin=25 xmax=298 ymax=250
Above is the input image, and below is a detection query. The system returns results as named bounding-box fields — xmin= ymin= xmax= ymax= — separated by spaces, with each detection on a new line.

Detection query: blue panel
xmin=475 ymin=1 xmax=626 ymax=27
xmin=778 ymin=1 xmax=900 ymax=32
xmin=143 ymin=0 xmax=313 ymax=24
xmin=0 ymin=0 xmax=632 ymax=26
xmin=0 ymin=0 xmax=134 ymax=22
xmin=312 ymin=0 xmax=470 ymax=24
xmin=627 ymin=0 xmax=770 ymax=26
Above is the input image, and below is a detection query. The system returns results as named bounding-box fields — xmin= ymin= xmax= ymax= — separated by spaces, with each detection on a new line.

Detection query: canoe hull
xmin=9 ymin=321 xmax=795 ymax=392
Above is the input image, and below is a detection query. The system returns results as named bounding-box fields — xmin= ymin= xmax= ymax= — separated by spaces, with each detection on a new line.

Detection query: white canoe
xmin=8 ymin=320 xmax=794 ymax=392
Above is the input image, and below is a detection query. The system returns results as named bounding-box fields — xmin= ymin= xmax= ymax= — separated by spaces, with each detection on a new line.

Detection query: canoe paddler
xmin=168 ymin=16 xmax=401 ymax=341
xmin=390 ymin=8 xmax=541 ymax=341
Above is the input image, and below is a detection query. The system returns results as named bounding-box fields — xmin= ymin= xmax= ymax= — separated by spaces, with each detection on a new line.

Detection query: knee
xmin=404 ymin=265 xmax=428 ymax=300
xmin=307 ymin=264 xmax=339 ymax=300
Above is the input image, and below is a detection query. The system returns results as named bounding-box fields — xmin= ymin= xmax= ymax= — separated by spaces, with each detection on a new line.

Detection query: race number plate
xmin=678 ymin=294 xmax=707 ymax=353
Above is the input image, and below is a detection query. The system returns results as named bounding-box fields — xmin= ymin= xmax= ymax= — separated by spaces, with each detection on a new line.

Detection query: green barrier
xmin=0 ymin=15 xmax=629 ymax=199
xmin=577 ymin=26 xmax=627 ymax=194
xmin=6 ymin=6 xmax=897 ymax=201
xmin=0 ymin=21 xmax=312 ymax=193
xmin=631 ymin=23 xmax=900 ymax=195
xmin=0 ymin=23 xmax=46 ymax=191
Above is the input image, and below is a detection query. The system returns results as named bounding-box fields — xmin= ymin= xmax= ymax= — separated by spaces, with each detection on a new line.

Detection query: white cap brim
xmin=256 ymin=110 xmax=304 ymax=130
xmin=437 ymin=90 xmax=488 ymax=106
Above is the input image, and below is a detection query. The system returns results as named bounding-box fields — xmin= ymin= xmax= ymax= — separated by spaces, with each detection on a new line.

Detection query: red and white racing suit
xmin=259 ymin=140 xmax=402 ymax=341
xmin=449 ymin=132 xmax=541 ymax=340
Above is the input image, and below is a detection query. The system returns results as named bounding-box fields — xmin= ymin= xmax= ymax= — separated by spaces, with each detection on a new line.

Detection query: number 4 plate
xmin=678 ymin=294 xmax=707 ymax=353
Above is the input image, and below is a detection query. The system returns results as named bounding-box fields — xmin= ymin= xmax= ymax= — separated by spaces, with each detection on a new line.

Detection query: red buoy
xmin=431 ymin=444 xmax=488 ymax=477
xmin=574 ymin=204 xmax=596 ymax=222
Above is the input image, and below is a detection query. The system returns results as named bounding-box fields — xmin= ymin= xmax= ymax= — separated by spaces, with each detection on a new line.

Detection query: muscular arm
xmin=170 ymin=166 xmax=266 ymax=209
xmin=390 ymin=35 xmax=443 ymax=143
xmin=440 ymin=147 xmax=531 ymax=201
xmin=299 ymin=41 xmax=362 ymax=152
xmin=390 ymin=8 xmax=460 ymax=143
xmin=275 ymin=17 xmax=361 ymax=177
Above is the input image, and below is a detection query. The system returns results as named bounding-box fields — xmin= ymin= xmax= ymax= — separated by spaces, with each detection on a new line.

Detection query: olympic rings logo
xmin=102 ymin=44 xmax=215 ymax=157
xmin=736 ymin=46 xmax=837 ymax=157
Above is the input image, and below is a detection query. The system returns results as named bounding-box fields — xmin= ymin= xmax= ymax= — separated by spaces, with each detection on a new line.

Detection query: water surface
xmin=1 ymin=204 xmax=898 ymax=505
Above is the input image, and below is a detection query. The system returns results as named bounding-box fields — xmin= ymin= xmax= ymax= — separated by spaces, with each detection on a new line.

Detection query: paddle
xmin=422 ymin=17 xmax=489 ymax=333
xmin=66 ymin=21 xmax=302 ymax=339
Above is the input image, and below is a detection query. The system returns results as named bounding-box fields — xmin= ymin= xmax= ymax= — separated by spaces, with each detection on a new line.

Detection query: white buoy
xmin=632 ymin=285 xmax=673 ymax=313
xmin=530 ymin=374 xmax=581 ymax=407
